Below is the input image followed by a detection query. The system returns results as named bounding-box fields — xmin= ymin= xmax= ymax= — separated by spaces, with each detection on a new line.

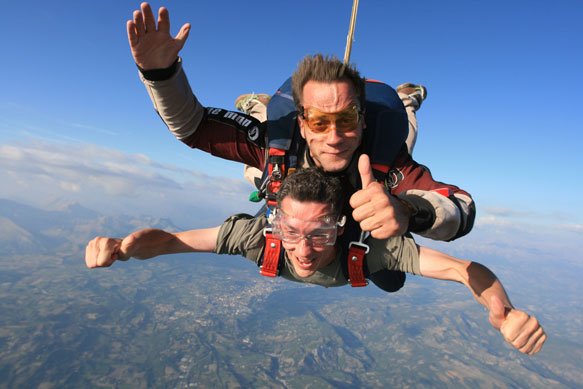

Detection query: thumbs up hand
xmin=489 ymin=295 xmax=546 ymax=355
xmin=349 ymin=154 xmax=411 ymax=239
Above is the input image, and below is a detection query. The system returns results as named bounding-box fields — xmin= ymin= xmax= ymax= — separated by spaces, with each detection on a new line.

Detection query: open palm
xmin=127 ymin=2 xmax=190 ymax=70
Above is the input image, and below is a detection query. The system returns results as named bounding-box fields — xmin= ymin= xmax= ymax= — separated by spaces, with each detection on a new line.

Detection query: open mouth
xmin=295 ymin=257 xmax=315 ymax=268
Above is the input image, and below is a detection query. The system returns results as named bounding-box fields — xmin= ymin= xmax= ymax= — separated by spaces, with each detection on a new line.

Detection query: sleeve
xmin=366 ymin=234 xmax=421 ymax=275
xmin=215 ymin=214 xmax=266 ymax=264
xmin=138 ymin=58 xmax=267 ymax=170
xmin=388 ymin=149 xmax=476 ymax=241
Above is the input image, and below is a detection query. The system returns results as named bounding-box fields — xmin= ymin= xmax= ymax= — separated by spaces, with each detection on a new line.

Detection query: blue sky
xmin=0 ymin=0 xmax=582 ymax=257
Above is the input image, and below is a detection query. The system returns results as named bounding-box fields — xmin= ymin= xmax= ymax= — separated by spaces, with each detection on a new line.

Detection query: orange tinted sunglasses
xmin=300 ymin=104 xmax=362 ymax=134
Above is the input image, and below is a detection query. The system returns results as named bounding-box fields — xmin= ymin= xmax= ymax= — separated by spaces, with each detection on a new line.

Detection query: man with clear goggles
xmin=271 ymin=210 xmax=346 ymax=247
xmin=86 ymin=165 xmax=545 ymax=356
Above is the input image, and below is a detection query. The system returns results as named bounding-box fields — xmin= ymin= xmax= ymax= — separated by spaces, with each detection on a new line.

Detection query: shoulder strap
xmin=259 ymin=230 xmax=285 ymax=277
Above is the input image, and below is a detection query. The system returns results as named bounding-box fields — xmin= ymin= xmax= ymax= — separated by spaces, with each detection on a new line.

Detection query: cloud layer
xmin=1 ymin=137 xmax=581 ymax=264
xmin=0 ymin=139 xmax=257 ymax=229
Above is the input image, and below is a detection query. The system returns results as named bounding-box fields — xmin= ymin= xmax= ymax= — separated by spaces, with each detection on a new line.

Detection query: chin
xmin=321 ymin=159 xmax=350 ymax=173
xmin=295 ymin=269 xmax=317 ymax=278
xmin=292 ymin=260 xmax=318 ymax=278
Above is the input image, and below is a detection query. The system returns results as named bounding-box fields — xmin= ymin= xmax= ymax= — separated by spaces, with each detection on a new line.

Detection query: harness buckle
xmin=348 ymin=230 xmax=370 ymax=254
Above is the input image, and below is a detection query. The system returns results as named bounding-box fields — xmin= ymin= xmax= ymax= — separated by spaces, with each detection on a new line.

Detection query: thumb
xmin=175 ymin=23 xmax=191 ymax=49
xmin=118 ymin=235 xmax=136 ymax=261
xmin=488 ymin=295 xmax=508 ymax=330
xmin=358 ymin=154 xmax=375 ymax=189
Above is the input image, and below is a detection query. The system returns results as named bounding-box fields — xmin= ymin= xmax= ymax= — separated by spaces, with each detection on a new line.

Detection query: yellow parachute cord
xmin=343 ymin=0 xmax=359 ymax=65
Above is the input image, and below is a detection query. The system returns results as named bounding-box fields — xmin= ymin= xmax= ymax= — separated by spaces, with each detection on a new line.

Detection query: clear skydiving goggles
xmin=270 ymin=209 xmax=346 ymax=247
xmin=299 ymin=103 xmax=363 ymax=134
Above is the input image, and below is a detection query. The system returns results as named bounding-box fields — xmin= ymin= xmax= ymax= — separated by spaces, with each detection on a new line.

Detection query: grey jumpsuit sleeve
xmin=365 ymin=234 xmax=421 ymax=275
xmin=215 ymin=214 xmax=266 ymax=264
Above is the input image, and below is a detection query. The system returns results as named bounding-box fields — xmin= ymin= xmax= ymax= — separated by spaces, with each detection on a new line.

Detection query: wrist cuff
xmin=396 ymin=194 xmax=435 ymax=233
xmin=137 ymin=57 xmax=180 ymax=81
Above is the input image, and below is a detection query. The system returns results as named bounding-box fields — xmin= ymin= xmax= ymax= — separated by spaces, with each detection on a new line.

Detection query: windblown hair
xmin=291 ymin=53 xmax=366 ymax=111
xmin=277 ymin=168 xmax=344 ymax=217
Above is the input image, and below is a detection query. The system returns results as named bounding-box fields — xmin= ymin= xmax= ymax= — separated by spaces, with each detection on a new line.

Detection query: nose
xmin=296 ymin=238 xmax=314 ymax=257
xmin=326 ymin=126 xmax=344 ymax=144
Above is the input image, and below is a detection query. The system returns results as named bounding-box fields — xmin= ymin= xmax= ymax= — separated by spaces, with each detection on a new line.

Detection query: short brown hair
xmin=276 ymin=168 xmax=344 ymax=217
xmin=291 ymin=54 xmax=366 ymax=111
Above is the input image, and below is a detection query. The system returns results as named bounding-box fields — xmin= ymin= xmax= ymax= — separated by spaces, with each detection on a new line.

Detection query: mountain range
xmin=0 ymin=198 xmax=581 ymax=388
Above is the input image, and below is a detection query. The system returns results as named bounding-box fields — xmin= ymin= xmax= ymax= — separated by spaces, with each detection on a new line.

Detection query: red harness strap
xmin=347 ymin=242 xmax=369 ymax=287
xmin=260 ymin=147 xmax=288 ymax=277
xmin=261 ymin=231 xmax=282 ymax=277
xmin=267 ymin=148 xmax=286 ymax=196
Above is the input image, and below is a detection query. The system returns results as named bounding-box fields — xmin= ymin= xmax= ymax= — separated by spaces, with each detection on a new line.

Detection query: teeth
xmin=298 ymin=258 xmax=313 ymax=264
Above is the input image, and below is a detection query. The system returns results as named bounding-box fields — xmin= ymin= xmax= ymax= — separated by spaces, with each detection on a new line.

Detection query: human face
xmin=277 ymin=197 xmax=338 ymax=278
xmin=298 ymin=80 xmax=364 ymax=172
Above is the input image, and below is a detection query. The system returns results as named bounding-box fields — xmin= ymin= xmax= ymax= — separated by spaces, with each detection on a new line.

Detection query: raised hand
xmin=350 ymin=154 xmax=410 ymax=239
xmin=127 ymin=2 xmax=190 ymax=70
xmin=489 ymin=295 xmax=546 ymax=355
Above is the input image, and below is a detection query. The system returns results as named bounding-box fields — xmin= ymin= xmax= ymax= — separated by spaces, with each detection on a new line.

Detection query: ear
xmin=337 ymin=215 xmax=347 ymax=236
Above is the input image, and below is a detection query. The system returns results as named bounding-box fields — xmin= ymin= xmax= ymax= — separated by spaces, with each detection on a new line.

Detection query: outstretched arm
xmin=418 ymin=246 xmax=546 ymax=355
xmin=85 ymin=227 xmax=220 ymax=268
xmin=127 ymin=2 xmax=190 ymax=70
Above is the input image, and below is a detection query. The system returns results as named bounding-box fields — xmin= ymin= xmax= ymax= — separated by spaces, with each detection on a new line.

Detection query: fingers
xmin=527 ymin=329 xmax=547 ymax=355
xmin=131 ymin=3 xmax=160 ymax=38
xmin=133 ymin=9 xmax=145 ymax=36
xmin=350 ymin=183 xmax=387 ymax=220
xmin=500 ymin=309 xmax=547 ymax=355
xmin=157 ymin=6 xmax=170 ymax=34
xmin=523 ymin=325 xmax=546 ymax=355
xmin=358 ymin=154 xmax=375 ymax=189
xmin=127 ymin=20 xmax=138 ymax=47
xmin=85 ymin=237 xmax=122 ymax=268
xmin=141 ymin=2 xmax=156 ymax=33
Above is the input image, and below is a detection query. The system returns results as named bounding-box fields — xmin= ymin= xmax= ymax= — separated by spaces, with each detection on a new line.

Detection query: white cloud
xmin=482 ymin=206 xmax=532 ymax=218
xmin=61 ymin=121 xmax=118 ymax=136
xmin=555 ymin=224 xmax=583 ymax=233
xmin=475 ymin=215 xmax=513 ymax=227
xmin=419 ymin=216 xmax=583 ymax=268
xmin=0 ymin=138 xmax=257 ymax=228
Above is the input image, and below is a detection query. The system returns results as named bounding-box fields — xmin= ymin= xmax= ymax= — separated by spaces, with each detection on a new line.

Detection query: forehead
xmin=279 ymin=197 xmax=333 ymax=222
xmin=302 ymin=80 xmax=357 ymax=112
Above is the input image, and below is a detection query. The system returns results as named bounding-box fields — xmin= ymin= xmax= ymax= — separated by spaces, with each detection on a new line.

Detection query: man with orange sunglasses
xmin=127 ymin=3 xmax=475 ymax=292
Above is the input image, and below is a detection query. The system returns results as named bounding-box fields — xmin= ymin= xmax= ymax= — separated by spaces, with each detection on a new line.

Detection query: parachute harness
xmin=258 ymin=0 xmax=370 ymax=285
